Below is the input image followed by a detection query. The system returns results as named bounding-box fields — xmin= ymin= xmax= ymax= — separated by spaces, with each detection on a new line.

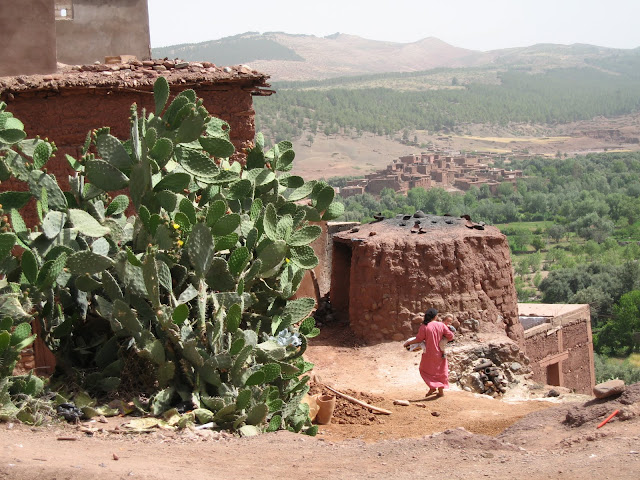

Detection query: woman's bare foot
xmin=426 ymin=388 xmax=436 ymax=396
xmin=435 ymin=388 xmax=444 ymax=397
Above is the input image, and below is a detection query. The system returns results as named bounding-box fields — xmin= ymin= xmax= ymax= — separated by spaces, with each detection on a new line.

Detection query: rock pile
xmin=447 ymin=338 xmax=531 ymax=396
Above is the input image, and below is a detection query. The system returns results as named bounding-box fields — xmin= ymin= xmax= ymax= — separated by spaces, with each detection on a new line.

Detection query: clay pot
xmin=315 ymin=394 xmax=336 ymax=425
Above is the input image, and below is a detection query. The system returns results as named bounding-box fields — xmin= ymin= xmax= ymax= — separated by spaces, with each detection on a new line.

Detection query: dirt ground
xmin=1 ymin=324 xmax=639 ymax=480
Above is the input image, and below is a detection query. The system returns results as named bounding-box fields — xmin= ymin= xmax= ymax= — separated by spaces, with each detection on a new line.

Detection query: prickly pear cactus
xmin=0 ymin=81 xmax=344 ymax=434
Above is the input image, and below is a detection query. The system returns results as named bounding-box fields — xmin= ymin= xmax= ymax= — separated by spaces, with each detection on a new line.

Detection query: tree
xmin=546 ymin=224 xmax=566 ymax=243
xmin=595 ymin=290 xmax=640 ymax=355
xmin=306 ymin=134 xmax=314 ymax=146
xmin=531 ymin=235 xmax=546 ymax=252
xmin=497 ymin=182 xmax=514 ymax=197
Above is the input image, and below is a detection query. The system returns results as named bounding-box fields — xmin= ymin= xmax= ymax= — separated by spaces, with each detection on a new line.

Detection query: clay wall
xmin=55 ymin=0 xmax=151 ymax=65
xmin=332 ymin=217 xmax=523 ymax=344
xmin=0 ymin=0 xmax=57 ymax=76
xmin=366 ymin=177 xmax=402 ymax=195
xmin=0 ymin=65 xmax=270 ymax=226
xmin=520 ymin=304 xmax=595 ymax=394
xmin=293 ymin=222 xmax=358 ymax=303
xmin=339 ymin=186 xmax=365 ymax=198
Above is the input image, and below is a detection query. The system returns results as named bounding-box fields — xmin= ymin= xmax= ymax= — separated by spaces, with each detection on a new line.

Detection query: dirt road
xmin=1 ymin=325 xmax=639 ymax=480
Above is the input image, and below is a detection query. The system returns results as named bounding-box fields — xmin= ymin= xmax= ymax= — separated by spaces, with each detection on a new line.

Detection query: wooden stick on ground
xmin=324 ymin=385 xmax=392 ymax=415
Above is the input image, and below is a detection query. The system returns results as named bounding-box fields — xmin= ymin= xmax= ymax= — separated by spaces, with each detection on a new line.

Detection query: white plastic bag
xmin=404 ymin=336 xmax=425 ymax=352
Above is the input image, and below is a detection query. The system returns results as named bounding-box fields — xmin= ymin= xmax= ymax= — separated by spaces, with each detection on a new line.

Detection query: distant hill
xmin=153 ymin=32 xmax=489 ymax=81
xmin=153 ymin=32 xmax=304 ymax=66
xmin=152 ymin=32 xmax=626 ymax=82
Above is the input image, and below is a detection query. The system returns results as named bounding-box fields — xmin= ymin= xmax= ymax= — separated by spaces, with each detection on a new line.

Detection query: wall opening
xmin=331 ymin=241 xmax=352 ymax=324
xmin=55 ymin=2 xmax=73 ymax=20
xmin=546 ymin=362 xmax=560 ymax=386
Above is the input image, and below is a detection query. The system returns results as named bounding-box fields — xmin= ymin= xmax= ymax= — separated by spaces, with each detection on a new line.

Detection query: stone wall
xmin=0 ymin=0 xmax=57 ymax=76
xmin=520 ymin=304 xmax=595 ymax=394
xmin=55 ymin=0 xmax=151 ymax=65
xmin=331 ymin=214 xmax=523 ymax=345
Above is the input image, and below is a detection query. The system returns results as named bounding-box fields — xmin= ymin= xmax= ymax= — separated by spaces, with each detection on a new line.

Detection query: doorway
xmin=330 ymin=241 xmax=352 ymax=323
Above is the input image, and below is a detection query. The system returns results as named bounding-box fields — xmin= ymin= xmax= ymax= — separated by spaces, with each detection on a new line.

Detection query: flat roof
xmin=517 ymin=303 xmax=589 ymax=317
xmin=0 ymin=59 xmax=273 ymax=98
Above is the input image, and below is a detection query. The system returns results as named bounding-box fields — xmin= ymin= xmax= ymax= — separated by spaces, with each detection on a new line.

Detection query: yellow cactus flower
xmin=172 ymin=223 xmax=180 ymax=230
xmin=177 ymin=240 xmax=184 ymax=247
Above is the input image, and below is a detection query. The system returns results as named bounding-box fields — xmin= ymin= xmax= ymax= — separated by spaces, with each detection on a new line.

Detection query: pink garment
xmin=415 ymin=321 xmax=455 ymax=389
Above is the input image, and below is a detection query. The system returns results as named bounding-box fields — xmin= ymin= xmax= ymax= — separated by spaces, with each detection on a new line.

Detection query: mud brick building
xmin=519 ymin=304 xmax=595 ymax=394
xmin=0 ymin=61 xmax=273 ymax=225
xmin=330 ymin=215 xmax=524 ymax=345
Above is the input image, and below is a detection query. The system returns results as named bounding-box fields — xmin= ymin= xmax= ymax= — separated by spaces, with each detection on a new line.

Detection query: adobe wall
xmin=293 ymin=222 xmax=359 ymax=302
xmin=520 ymin=304 xmax=595 ymax=394
xmin=331 ymin=215 xmax=523 ymax=344
xmin=0 ymin=61 xmax=272 ymax=226
xmin=55 ymin=0 xmax=151 ymax=64
xmin=0 ymin=0 xmax=57 ymax=76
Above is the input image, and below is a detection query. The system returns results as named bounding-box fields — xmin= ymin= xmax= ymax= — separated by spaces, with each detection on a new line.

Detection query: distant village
xmin=338 ymin=152 xmax=524 ymax=197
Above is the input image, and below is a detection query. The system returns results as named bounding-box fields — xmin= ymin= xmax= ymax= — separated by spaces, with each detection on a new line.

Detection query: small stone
xmin=393 ymin=399 xmax=410 ymax=406
xmin=175 ymin=62 xmax=189 ymax=69
xmin=546 ymin=389 xmax=560 ymax=398
xmin=152 ymin=65 xmax=167 ymax=71
xmin=223 ymin=66 xmax=232 ymax=73
xmin=431 ymin=411 xmax=440 ymax=417
xmin=510 ymin=362 xmax=522 ymax=372
xmin=593 ymin=379 xmax=625 ymax=399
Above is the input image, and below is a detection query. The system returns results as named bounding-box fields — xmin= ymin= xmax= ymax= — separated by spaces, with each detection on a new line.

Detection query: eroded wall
xmin=332 ymin=218 xmax=523 ymax=344
xmin=0 ymin=0 xmax=57 ymax=76
xmin=56 ymin=0 xmax=151 ymax=64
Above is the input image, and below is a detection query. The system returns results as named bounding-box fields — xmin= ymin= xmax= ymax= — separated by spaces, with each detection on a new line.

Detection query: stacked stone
xmin=448 ymin=341 xmax=531 ymax=396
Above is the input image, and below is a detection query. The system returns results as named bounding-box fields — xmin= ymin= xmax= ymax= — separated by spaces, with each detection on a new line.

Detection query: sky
xmin=148 ymin=0 xmax=640 ymax=51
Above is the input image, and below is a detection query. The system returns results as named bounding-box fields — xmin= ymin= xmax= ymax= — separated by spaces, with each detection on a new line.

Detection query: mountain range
xmin=152 ymin=32 xmax=629 ymax=82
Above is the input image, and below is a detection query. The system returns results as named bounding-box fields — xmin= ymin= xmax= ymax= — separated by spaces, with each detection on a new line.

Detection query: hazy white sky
xmin=148 ymin=0 xmax=640 ymax=51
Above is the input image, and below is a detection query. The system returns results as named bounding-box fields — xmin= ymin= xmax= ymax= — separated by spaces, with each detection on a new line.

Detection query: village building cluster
xmin=338 ymin=152 xmax=524 ymax=197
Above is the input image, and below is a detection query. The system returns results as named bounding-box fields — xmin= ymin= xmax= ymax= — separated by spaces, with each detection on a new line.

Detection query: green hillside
xmin=152 ymin=32 xmax=304 ymax=64
xmin=255 ymin=63 xmax=640 ymax=142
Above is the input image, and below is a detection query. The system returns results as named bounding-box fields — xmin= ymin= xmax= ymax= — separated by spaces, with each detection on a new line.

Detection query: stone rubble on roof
xmin=0 ymin=57 xmax=270 ymax=94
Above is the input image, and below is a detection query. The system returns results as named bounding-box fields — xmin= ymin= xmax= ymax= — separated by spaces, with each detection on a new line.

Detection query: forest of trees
xmin=255 ymin=66 xmax=640 ymax=142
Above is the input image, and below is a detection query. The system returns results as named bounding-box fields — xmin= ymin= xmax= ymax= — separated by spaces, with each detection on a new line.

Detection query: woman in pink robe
xmin=403 ymin=308 xmax=454 ymax=397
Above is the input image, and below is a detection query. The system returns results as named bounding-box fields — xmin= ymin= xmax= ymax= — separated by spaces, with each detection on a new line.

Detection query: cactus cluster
xmin=0 ymin=81 xmax=344 ymax=434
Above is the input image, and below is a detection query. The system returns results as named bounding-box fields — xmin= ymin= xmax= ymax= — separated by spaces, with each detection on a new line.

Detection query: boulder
xmin=593 ymin=379 xmax=625 ymax=399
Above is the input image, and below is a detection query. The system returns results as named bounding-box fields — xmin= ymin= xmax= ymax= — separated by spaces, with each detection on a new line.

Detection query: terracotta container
xmin=315 ymin=394 xmax=336 ymax=425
